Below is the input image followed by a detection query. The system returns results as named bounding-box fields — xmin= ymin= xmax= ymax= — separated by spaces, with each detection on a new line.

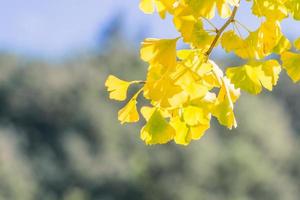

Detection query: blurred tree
xmin=0 ymin=45 xmax=299 ymax=200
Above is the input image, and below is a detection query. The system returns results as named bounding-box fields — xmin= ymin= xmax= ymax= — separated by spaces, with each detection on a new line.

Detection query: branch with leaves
xmin=105 ymin=0 xmax=300 ymax=146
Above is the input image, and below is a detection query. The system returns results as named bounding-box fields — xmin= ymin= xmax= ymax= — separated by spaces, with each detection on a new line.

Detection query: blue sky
xmin=0 ymin=0 xmax=299 ymax=58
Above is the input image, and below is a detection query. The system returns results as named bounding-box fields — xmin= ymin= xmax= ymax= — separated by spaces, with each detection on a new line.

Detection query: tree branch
xmin=205 ymin=6 xmax=239 ymax=57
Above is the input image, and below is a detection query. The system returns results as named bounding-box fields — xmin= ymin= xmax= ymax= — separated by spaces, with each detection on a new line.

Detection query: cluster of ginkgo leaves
xmin=105 ymin=0 xmax=300 ymax=146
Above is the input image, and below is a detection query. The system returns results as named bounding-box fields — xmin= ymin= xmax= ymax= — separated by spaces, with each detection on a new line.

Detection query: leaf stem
xmin=235 ymin=20 xmax=251 ymax=33
xmin=205 ymin=6 xmax=239 ymax=57
xmin=131 ymin=80 xmax=146 ymax=84
xmin=201 ymin=17 xmax=218 ymax=31
xmin=132 ymin=87 xmax=144 ymax=100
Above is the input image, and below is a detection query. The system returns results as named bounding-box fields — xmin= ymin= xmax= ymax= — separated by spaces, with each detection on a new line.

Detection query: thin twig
xmin=205 ymin=6 xmax=239 ymax=56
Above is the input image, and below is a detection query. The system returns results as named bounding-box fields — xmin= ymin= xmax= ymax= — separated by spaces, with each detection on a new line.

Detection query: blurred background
xmin=1 ymin=0 xmax=300 ymax=199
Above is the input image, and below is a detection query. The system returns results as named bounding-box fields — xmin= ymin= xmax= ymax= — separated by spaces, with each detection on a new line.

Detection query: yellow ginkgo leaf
xmin=170 ymin=115 xmax=210 ymax=145
xmin=105 ymin=75 xmax=131 ymax=101
xmin=140 ymin=106 xmax=156 ymax=121
xmin=182 ymin=0 xmax=216 ymax=19
xmin=221 ymin=30 xmax=244 ymax=54
xmin=294 ymin=37 xmax=300 ymax=50
xmin=139 ymin=0 xmax=176 ymax=18
xmin=141 ymin=106 xmax=170 ymax=121
xmin=140 ymin=38 xmax=178 ymax=68
xmin=190 ymin=123 xmax=209 ymax=140
xmin=182 ymin=0 xmax=237 ymax=19
xmin=213 ymin=78 xmax=240 ymax=129
xmin=173 ymin=10 xmax=215 ymax=50
xmin=144 ymin=65 xmax=185 ymax=108
xmin=285 ymin=0 xmax=300 ymax=20
xmin=216 ymin=0 xmax=232 ymax=19
xmin=184 ymin=82 xmax=208 ymax=100
xmin=170 ymin=117 xmax=191 ymax=146
xmin=176 ymin=49 xmax=212 ymax=77
xmin=172 ymin=64 xmax=208 ymax=100
xmin=118 ymin=98 xmax=139 ymax=124
xmin=139 ymin=0 xmax=155 ymax=14
xmin=140 ymin=109 xmax=175 ymax=145
xmin=252 ymin=0 xmax=288 ymax=20
xmin=281 ymin=51 xmax=300 ymax=83
xmin=221 ymin=20 xmax=283 ymax=59
xmin=273 ymin=35 xmax=291 ymax=54
xmin=226 ymin=60 xmax=281 ymax=94
xmin=183 ymin=105 xmax=210 ymax=126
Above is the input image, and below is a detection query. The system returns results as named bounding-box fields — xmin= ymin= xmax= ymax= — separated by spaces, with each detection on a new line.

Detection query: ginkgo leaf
xmin=189 ymin=92 xmax=217 ymax=111
xmin=190 ymin=123 xmax=209 ymax=140
xmin=118 ymin=98 xmax=139 ymax=124
xmin=216 ymin=0 xmax=232 ymax=18
xmin=183 ymin=105 xmax=210 ymax=126
xmin=140 ymin=106 xmax=156 ymax=121
xmin=144 ymin=68 xmax=185 ymax=108
xmin=140 ymin=38 xmax=178 ymax=68
xmin=140 ymin=109 xmax=175 ymax=145
xmin=273 ymin=35 xmax=291 ymax=54
xmin=285 ymin=0 xmax=300 ymax=20
xmin=170 ymin=117 xmax=191 ymax=145
xmin=226 ymin=60 xmax=281 ymax=94
xmin=251 ymin=0 xmax=288 ymax=20
xmin=105 ymin=75 xmax=131 ymax=101
xmin=221 ymin=20 xmax=283 ymax=59
xmin=182 ymin=0 xmax=238 ymax=19
xmin=221 ymin=30 xmax=244 ymax=53
xmin=170 ymin=116 xmax=210 ymax=145
xmin=176 ymin=49 xmax=212 ymax=77
xmin=184 ymin=82 xmax=208 ymax=100
xmin=213 ymin=97 xmax=236 ymax=129
xmin=141 ymin=106 xmax=170 ymax=121
xmin=183 ymin=0 xmax=216 ymax=19
xmin=281 ymin=51 xmax=300 ymax=83
xmin=213 ymin=78 xmax=240 ymax=129
xmin=294 ymin=37 xmax=300 ymax=50
xmin=139 ymin=0 xmax=155 ymax=14
xmin=139 ymin=0 xmax=176 ymax=18
xmin=172 ymin=63 xmax=209 ymax=100
xmin=173 ymin=10 xmax=215 ymax=50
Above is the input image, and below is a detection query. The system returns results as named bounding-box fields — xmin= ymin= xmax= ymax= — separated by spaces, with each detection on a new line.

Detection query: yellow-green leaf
xmin=281 ymin=51 xmax=300 ymax=83
xmin=226 ymin=60 xmax=281 ymax=94
xmin=140 ymin=109 xmax=175 ymax=145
